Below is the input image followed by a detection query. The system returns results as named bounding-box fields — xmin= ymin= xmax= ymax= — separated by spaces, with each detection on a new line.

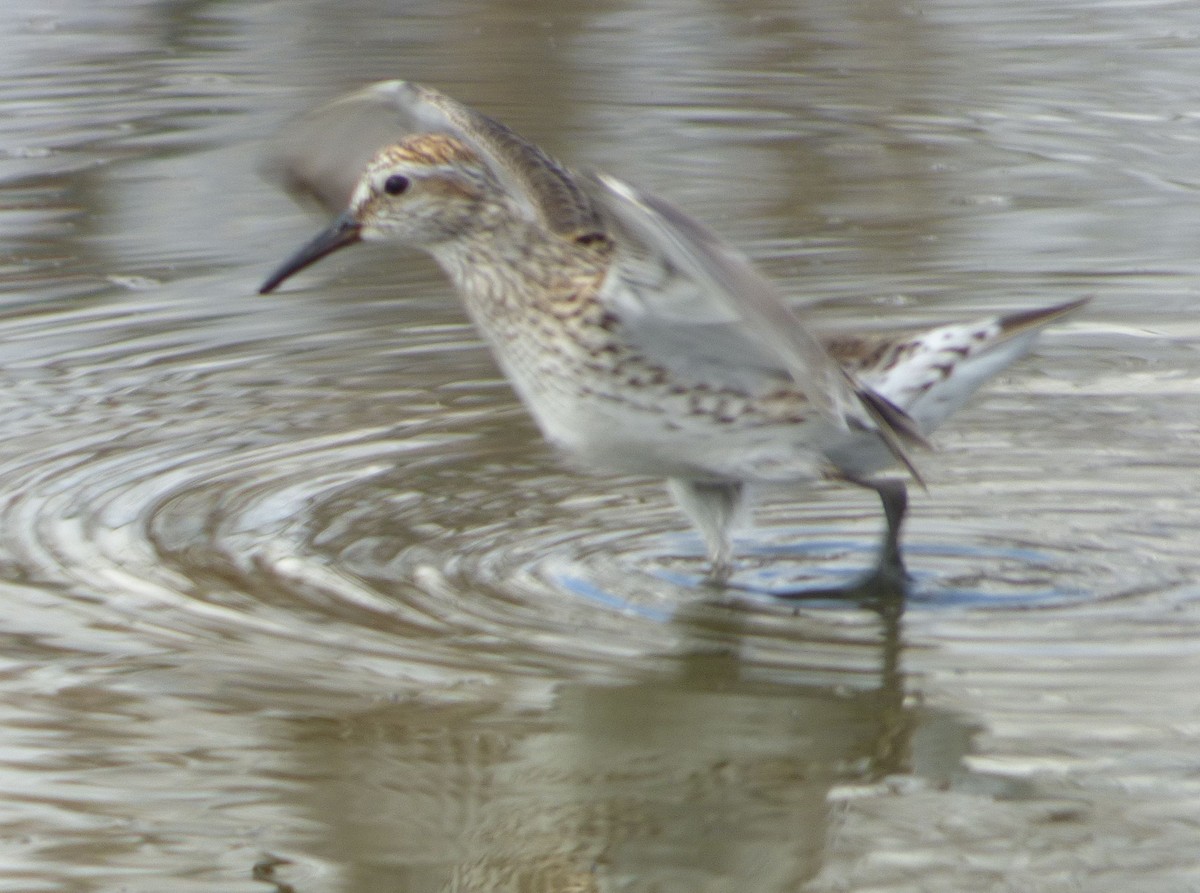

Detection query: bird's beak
xmin=259 ymin=211 xmax=362 ymax=294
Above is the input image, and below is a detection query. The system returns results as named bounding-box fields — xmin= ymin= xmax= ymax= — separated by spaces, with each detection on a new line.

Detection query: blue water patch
xmin=536 ymin=524 xmax=1091 ymax=616
xmin=639 ymin=531 xmax=1089 ymax=610
xmin=552 ymin=572 xmax=676 ymax=622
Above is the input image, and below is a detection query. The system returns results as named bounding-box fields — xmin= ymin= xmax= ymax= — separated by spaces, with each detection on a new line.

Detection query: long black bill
xmin=259 ymin=212 xmax=362 ymax=294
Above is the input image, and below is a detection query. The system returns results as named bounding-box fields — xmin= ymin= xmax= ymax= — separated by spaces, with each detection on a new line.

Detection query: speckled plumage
xmin=260 ymin=81 xmax=1086 ymax=585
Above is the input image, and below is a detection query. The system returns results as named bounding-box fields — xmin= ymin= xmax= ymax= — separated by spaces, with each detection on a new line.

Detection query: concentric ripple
xmin=0 ymin=292 xmax=879 ymax=692
xmin=0 ymin=285 xmax=1195 ymax=703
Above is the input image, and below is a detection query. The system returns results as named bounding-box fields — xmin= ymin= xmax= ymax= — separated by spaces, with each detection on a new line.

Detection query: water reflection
xmin=276 ymin=598 xmax=934 ymax=893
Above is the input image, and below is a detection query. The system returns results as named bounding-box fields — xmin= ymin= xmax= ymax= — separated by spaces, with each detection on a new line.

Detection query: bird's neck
xmin=429 ymin=217 xmax=611 ymax=321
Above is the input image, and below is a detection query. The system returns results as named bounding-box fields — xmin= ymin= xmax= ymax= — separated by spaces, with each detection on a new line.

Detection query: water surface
xmin=1 ymin=1 xmax=1199 ymax=890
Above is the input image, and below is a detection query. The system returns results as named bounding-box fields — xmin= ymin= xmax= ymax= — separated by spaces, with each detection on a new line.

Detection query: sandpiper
xmin=259 ymin=81 xmax=1085 ymax=587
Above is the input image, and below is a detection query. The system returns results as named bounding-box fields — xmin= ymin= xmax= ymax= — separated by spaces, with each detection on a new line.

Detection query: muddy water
xmin=1 ymin=1 xmax=1199 ymax=890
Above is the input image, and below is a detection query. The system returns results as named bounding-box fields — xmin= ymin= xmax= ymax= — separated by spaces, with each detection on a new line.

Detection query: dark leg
xmin=747 ymin=475 xmax=910 ymax=603
xmin=868 ymin=477 xmax=908 ymax=583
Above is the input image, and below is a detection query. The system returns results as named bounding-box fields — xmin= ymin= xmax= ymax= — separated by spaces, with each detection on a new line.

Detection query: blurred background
xmin=0 ymin=1 xmax=1198 ymax=890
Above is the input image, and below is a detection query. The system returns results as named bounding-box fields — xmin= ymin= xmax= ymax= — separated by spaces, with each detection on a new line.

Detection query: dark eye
xmin=383 ymin=174 xmax=410 ymax=196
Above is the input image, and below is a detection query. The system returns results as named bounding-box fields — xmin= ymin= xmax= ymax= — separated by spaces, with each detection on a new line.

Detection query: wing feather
xmin=261 ymin=80 xmax=601 ymax=239
xmin=582 ymin=173 xmax=927 ymax=472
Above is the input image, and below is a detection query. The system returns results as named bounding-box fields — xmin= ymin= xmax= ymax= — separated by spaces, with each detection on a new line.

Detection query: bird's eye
xmin=383 ymin=174 xmax=410 ymax=196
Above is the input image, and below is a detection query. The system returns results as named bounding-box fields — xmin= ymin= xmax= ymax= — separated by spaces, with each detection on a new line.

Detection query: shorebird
xmin=259 ymin=81 xmax=1085 ymax=587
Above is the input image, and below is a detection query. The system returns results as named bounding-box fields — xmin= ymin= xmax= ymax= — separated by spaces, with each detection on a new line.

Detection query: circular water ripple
xmin=0 ymin=292 xmax=1192 ymax=698
xmin=0 ymin=298 xmax=886 ymax=692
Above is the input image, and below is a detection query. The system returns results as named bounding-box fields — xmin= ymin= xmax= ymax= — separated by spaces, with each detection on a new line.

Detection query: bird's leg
xmin=666 ymin=478 xmax=745 ymax=586
xmin=863 ymin=476 xmax=908 ymax=584
xmin=762 ymin=475 xmax=910 ymax=603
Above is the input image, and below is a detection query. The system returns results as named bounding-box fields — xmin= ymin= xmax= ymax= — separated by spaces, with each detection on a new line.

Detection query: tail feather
xmin=829 ymin=296 xmax=1087 ymax=453
xmin=997 ymin=296 xmax=1090 ymax=341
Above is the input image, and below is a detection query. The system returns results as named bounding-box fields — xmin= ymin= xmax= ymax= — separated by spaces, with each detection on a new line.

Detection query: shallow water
xmin=2 ymin=1 xmax=1200 ymax=890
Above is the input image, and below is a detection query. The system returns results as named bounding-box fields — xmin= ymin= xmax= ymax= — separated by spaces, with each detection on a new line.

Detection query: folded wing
xmin=580 ymin=173 xmax=928 ymax=480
